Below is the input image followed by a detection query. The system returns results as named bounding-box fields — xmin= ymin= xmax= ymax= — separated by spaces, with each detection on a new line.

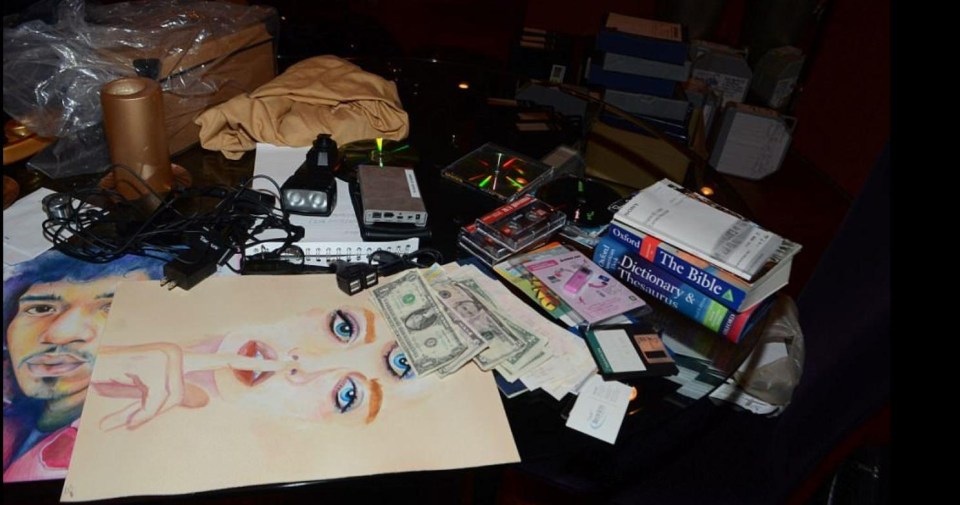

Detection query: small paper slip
xmin=565 ymin=374 xmax=633 ymax=444
xmin=524 ymin=250 xmax=646 ymax=323
xmin=3 ymin=188 xmax=55 ymax=266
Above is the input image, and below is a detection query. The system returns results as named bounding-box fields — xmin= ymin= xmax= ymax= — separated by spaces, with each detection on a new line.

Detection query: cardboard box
xmin=104 ymin=20 xmax=277 ymax=155
xmin=690 ymin=41 xmax=752 ymax=106
xmin=750 ymin=46 xmax=805 ymax=110
xmin=708 ymin=103 xmax=794 ymax=180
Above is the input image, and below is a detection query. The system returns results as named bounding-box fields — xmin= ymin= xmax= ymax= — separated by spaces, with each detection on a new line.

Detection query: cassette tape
xmin=475 ymin=194 xmax=566 ymax=251
xmin=458 ymin=224 xmax=514 ymax=266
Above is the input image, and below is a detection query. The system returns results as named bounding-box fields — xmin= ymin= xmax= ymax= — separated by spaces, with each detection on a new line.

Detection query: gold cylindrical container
xmin=100 ymin=77 xmax=173 ymax=212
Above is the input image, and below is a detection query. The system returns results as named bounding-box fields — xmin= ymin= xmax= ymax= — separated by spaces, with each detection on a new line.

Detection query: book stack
xmin=592 ymin=179 xmax=801 ymax=342
xmin=588 ymin=13 xmax=696 ymax=145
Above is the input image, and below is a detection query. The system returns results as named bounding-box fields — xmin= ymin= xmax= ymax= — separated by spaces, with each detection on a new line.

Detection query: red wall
xmin=789 ymin=0 xmax=891 ymax=196
xmin=524 ymin=0 xmax=656 ymax=35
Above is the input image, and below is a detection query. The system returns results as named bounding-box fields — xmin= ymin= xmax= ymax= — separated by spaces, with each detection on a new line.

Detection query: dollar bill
xmin=436 ymin=303 xmax=489 ymax=377
xmin=417 ymin=266 xmax=491 ymax=377
xmin=422 ymin=271 xmax=522 ymax=370
xmin=452 ymin=277 xmax=548 ymax=378
xmin=370 ymin=271 xmax=468 ymax=377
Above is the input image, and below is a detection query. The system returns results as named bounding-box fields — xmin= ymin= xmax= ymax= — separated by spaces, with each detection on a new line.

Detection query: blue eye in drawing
xmin=384 ymin=342 xmax=415 ymax=380
xmin=329 ymin=310 xmax=359 ymax=343
xmin=333 ymin=375 xmax=364 ymax=413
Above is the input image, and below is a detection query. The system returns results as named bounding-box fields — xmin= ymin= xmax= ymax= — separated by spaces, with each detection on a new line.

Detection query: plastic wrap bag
xmin=708 ymin=295 xmax=805 ymax=416
xmin=2 ymin=0 xmax=277 ymax=177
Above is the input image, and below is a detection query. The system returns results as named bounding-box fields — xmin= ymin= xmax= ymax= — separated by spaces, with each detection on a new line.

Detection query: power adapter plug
xmin=161 ymin=245 xmax=230 ymax=291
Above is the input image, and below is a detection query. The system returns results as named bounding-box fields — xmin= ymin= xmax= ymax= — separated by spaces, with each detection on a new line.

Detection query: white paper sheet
xmin=3 ymin=188 xmax=55 ymax=266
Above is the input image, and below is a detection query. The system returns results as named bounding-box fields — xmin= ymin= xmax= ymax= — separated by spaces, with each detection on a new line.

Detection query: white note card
xmin=565 ymin=374 xmax=633 ymax=444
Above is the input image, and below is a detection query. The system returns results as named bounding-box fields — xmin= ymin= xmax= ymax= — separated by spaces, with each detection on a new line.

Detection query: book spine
xmin=605 ymin=222 xmax=749 ymax=311
xmin=603 ymin=88 xmax=691 ymax=122
xmin=596 ymin=30 xmax=689 ymax=65
xmin=601 ymin=52 xmax=692 ymax=82
xmin=599 ymin=112 xmax=691 ymax=143
xmin=588 ymin=64 xmax=677 ymax=98
xmin=593 ymin=237 xmax=753 ymax=343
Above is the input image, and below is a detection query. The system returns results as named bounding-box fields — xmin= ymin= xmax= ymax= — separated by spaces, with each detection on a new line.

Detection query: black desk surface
xmin=3 ymin=57 xmax=767 ymax=505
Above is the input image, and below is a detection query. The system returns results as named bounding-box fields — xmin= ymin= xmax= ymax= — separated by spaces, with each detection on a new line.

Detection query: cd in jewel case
xmin=441 ymin=142 xmax=554 ymax=202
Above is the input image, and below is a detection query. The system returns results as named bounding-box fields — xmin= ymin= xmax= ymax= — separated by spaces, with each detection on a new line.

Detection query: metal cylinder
xmin=100 ymin=77 xmax=172 ymax=211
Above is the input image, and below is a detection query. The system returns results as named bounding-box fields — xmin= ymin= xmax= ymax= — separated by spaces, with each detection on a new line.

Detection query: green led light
xmin=477 ymin=175 xmax=492 ymax=188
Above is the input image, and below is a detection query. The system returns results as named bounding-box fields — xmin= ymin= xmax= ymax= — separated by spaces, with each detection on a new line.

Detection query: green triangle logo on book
xmin=722 ymin=290 xmax=735 ymax=302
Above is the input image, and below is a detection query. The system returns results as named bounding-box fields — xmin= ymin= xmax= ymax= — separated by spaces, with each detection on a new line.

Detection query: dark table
xmin=3 ymin=57 xmax=768 ymax=505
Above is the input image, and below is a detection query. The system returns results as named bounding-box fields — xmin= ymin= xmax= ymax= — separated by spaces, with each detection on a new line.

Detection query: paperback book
xmin=596 ymin=13 xmax=689 ymax=65
xmin=587 ymin=63 xmax=678 ymax=98
xmin=614 ymin=179 xmax=787 ymax=281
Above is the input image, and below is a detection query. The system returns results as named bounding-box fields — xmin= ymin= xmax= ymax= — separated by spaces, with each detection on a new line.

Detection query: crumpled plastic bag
xmin=2 ymin=0 xmax=275 ymax=176
xmin=709 ymin=295 xmax=805 ymax=416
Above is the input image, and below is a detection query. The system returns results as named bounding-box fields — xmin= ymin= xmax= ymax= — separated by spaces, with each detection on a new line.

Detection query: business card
xmin=565 ymin=374 xmax=632 ymax=444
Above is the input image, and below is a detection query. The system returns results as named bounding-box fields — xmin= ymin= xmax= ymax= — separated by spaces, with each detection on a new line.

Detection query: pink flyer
xmin=524 ymin=249 xmax=646 ymax=323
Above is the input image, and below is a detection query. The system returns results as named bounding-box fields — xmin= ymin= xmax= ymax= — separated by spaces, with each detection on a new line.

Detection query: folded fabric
xmin=195 ymin=55 xmax=409 ymax=159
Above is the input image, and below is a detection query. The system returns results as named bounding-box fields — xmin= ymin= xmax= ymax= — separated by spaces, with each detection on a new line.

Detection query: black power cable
xmin=42 ymin=165 xmax=304 ymax=289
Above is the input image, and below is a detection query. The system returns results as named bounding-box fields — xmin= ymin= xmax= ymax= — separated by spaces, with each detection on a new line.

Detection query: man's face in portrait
xmin=6 ymin=272 xmax=149 ymax=402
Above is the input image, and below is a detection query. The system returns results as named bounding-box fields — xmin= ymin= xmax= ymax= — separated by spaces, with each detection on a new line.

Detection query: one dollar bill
xmin=370 ymin=271 xmax=468 ymax=377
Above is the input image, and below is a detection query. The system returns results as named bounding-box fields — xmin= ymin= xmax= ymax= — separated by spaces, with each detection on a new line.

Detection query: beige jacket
xmin=195 ymin=56 xmax=409 ymax=159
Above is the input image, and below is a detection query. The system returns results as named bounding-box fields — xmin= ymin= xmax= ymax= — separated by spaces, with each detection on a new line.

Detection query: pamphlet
xmin=523 ymin=249 xmax=646 ymax=324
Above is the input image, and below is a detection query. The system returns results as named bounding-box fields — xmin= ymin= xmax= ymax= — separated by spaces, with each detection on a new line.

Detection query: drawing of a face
xmin=212 ymin=306 xmax=416 ymax=424
xmin=6 ymin=272 xmax=150 ymax=407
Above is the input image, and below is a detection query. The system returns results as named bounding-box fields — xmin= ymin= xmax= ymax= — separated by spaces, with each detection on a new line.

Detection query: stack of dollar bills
xmin=371 ymin=263 xmax=596 ymax=399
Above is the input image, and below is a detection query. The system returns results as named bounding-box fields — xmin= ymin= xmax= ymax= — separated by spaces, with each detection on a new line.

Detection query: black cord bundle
xmin=42 ymin=166 xmax=304 ymax=279
xmin=368 ymin=248 xmax=444 ymax=277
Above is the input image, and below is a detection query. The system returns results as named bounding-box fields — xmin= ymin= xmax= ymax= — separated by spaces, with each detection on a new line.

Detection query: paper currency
xmin=371 ymin=271 xmax=468 ymax=376
xmin=452 ymin=277 xmax=549 ymax=381
xmin=419 ymin=265 xmax=490 ymax=376
xmin=436 ymin=303 xmax=489 ymax=377
xmin=423 ymin=271 xmax=522 ymax=370
xmin=456 ymin=263 xmax=599 ymax=394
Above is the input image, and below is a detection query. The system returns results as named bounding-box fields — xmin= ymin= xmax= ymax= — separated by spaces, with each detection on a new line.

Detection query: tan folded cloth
xmin=195 ymin=55 xmax=409 ymax=159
